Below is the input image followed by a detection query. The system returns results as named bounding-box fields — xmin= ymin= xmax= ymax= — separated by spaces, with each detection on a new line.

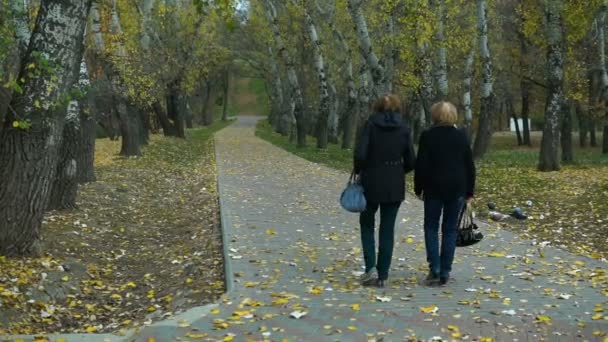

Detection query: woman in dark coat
xmin=414 ymin=101 xmax=476 ymax=286
xmin=354 ymin=94 xmax=416 ymax=287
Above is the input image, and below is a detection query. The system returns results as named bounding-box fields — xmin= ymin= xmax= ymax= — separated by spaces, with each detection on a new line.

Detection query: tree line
xmin=235 ymin=0 xmax=608 ymax=171
xmin=0 ymin=0 xmax=235 ymax=256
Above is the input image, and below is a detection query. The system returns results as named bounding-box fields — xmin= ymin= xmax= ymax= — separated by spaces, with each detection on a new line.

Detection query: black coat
xmin=414 ymin=125 xmax=476 ymax=201
xmin=354 ymin=112 xmax=416 ymax=204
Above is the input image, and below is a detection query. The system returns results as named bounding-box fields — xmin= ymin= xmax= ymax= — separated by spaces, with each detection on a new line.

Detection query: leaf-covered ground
xmin=256 ymin=120 xmax=608 ymax=261
xmin=0 ymin=121 xmax=231 ymax=335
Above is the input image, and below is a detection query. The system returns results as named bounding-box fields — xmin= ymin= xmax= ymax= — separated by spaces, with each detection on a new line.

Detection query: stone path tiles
xmin=129 ymin=116 xmax=608 ymax=341
xmin=125 ymin=116 xmax=607 ymax=341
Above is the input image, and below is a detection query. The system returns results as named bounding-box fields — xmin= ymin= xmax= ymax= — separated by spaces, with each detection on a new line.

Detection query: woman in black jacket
xmin=354 ymin=94 xmax=416 ymax=287
xmin=414 ymin=101 xmax=476 ymax=286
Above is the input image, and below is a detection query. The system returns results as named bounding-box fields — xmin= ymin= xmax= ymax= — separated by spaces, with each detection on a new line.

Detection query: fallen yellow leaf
xmin=420 ymin=305 xmax=438 ymax=313
xmin=185 ymin=332 xmax=208 ymax=339
xmin=351 ymin=303 xmax=360 ymax=311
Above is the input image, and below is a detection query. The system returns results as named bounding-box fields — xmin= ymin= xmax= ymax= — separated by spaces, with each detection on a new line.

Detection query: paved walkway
xmin=133 ymin=117 xmax=607 ymax=342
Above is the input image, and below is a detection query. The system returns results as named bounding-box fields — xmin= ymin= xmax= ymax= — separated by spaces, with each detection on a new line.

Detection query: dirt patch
xmin=0 ymin=128 xmax=225 ymax=335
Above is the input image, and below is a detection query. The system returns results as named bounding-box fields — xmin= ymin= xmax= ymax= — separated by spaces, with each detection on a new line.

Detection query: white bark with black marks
xmin=328 ymin=82 xmax=339 ymax=144
xmin=302 ymin=8 xmax=331 ymax=148
xmin=597 ymin=1 xmax=608 ymax=153
xmin=462 ymin=43 xmax=475 ymax=140
xmin=347 ymin=0 xmax=389 ymax=97
xmin=473 ymin=0 xmax=496 ymax=159
xmin=0 ymin=0 xmax=92 ymax=256
xmin=538 ymin=0 xmax=564 ymax=171
xmin=418 ymin=42 xmax=434 ymax=127
xmin=263 ymin=0 xmax=307 ymax=147
xmin=10 ymin=0 xmax=31 ymax=56
xmin=317 ymin=2 xmax=357 ymax=148
xmin=433 ymin=0 xmax=448 ymax=99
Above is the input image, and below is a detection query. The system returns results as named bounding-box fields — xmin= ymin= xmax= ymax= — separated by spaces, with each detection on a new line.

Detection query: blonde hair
xmin=372 ymin=94 xmax=401 ymax=113
xmin=431 ymin=101 xmax=458 ymax=126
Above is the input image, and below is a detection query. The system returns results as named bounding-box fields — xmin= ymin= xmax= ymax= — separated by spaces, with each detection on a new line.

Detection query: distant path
xmin=135 ymin=116 xmax=607 ymax=341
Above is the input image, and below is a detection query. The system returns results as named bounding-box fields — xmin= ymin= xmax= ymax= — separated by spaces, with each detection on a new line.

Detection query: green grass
xmin=143 ymin=119 xmax=234 ymax=168
xmin=255 ymin=120 xmax=353 ymax=171
xmin=255 ymin=119 xmax=608 ymax=260
xmin=228 ymin=77 xmax=269 ymax=116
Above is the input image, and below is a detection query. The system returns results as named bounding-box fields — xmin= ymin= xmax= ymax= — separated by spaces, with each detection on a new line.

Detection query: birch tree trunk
xmin=355 ymin=66 xmax=371 ymax=140
xmin=109 ymin=0 xmax=142 ymax=154
xmin=0 ymin=0 xmax=92 ymax=256
xmin=462 ymin=44 xmax=475 ymax=141
xmin=561 ymin=100 xmax=574 ymax=162
xmin=597 ymin=2 xmax=608 ymax=153
xmin=384 ymin=14 xmax=397 ymax=93
xmin=578 ymin=106 xmax=588 ymax=147
xmin=538 ymin=0 xmax=565 ymax=171
xmin=1 ymin=0 xmax=32 ymax=123
xmin=433 ymin=0 xmax=449 ymax=100
xmin=78 ymin=101 xmax=97 ymax=183
xmin=519 ymin=28 xmax=533 ymax=146
xmin=328 ymin=82 xmax=339 ymax=144
xmin=264 ymin=0 xmax=307 ymax=147
xmin=267 ymin=46 xmax=290 ymax=135
xmin=419 ymin=42 xmax=434 ymax=128
xmin=506 ymin=96 xmax=523 ymax=145
xmin=303 ymin=9 xmax=331 ymax=148
xmin=222 ymin=68 xmax=230 ymax=121
xmin=472 ymin=0 xmax=496 ymax=159
xmin=10 ymin=0 xmax=31 ymax=56
xmin=347 ymin=0 xmax=389 ymax=97
xmin=48 ymin=100 xmax=80 ymax=210
xmin=320 ymin=6 xmax=357 ymax=149
xmin=49 ymin=59 xmax=94 ymax=209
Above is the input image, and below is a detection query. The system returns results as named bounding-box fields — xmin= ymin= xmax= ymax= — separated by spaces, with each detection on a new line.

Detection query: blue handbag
xmin=340 ymin=172 xmax=367 ymax=213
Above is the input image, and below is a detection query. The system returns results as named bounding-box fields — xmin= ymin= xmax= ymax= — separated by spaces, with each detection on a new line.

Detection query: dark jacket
xmin=354 ymin=112 xmax=416 ymax=204
xmin=414 ymin=125 xmax=476 ymax=200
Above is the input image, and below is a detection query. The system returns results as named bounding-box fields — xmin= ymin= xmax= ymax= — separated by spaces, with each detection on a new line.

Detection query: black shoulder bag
xmin=456 ymin=202 xmax=483 ymax=247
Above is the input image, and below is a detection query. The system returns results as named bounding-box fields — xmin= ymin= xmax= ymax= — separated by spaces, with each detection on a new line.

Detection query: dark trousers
xmin=359 ymin=202 xmax=401 ymax=280
xmin=423 ymin=197 xmax=464 ymax=278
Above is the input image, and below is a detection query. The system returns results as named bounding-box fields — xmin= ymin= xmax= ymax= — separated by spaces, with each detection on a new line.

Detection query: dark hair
xmin=372 ymin=94 xmax=401 ymax=113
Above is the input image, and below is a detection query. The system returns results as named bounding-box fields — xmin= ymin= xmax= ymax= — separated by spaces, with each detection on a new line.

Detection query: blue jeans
xmin=360 ymin=202 xmax=401 ymax=281
xmin=423 ymin=197 xmax=464 ymax=278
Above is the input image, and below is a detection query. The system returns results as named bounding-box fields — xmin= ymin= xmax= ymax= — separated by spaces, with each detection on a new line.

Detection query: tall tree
xmin=561 ymin=100 xmax=574 ymax=162
xmin=433 ymin=0 xmax=449 ymax=100
xmin=263 ymin=0 xmax=307 ymax=147
xmin=598 ymin=0 xmax=608 ymax=153
xmin=538 ymin=0 xmax=565 ymax=171
xmin=302 ymin=4 xmax=331 ymax=148
xmin=462 ymin=43 xmax=475 ymax=141
xmin=0 ymin=0 xmax=92 ymax=256
xmin=108 ymin=0 xmax=142 ymax=155
xmin=472 ymin=0 xmax=496 ymax=159
xmin=347 ymin=0 xmax=390 ymax=97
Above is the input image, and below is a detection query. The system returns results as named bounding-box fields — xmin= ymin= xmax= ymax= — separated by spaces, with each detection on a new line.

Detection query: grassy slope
xmin=256 ymin=119 xmax=608 ymax=260
xmin=0 ymin=120 xmax=233 ymax=335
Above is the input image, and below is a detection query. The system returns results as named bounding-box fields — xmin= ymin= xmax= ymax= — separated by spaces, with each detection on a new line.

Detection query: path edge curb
xmin=214 ymin=133 xmax=235 ymax=295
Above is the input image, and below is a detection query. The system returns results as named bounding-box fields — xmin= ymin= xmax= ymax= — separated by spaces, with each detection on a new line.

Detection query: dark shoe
xmin=439 ymin=276 xmax=449 ymax=286
xmin=376 ymin=279 xmax=387 ymax=288
xmin=360 ymin=270 xmax=377 ymax=286
xmin=424 ymin=272 xmax=440 ymax=286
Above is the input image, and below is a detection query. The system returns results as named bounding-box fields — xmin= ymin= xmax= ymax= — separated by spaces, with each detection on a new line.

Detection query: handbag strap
xmin=349 ymin=170 xmax=359 ymax=184
xmin=458 ymin=202 xmax=473 ymax=229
